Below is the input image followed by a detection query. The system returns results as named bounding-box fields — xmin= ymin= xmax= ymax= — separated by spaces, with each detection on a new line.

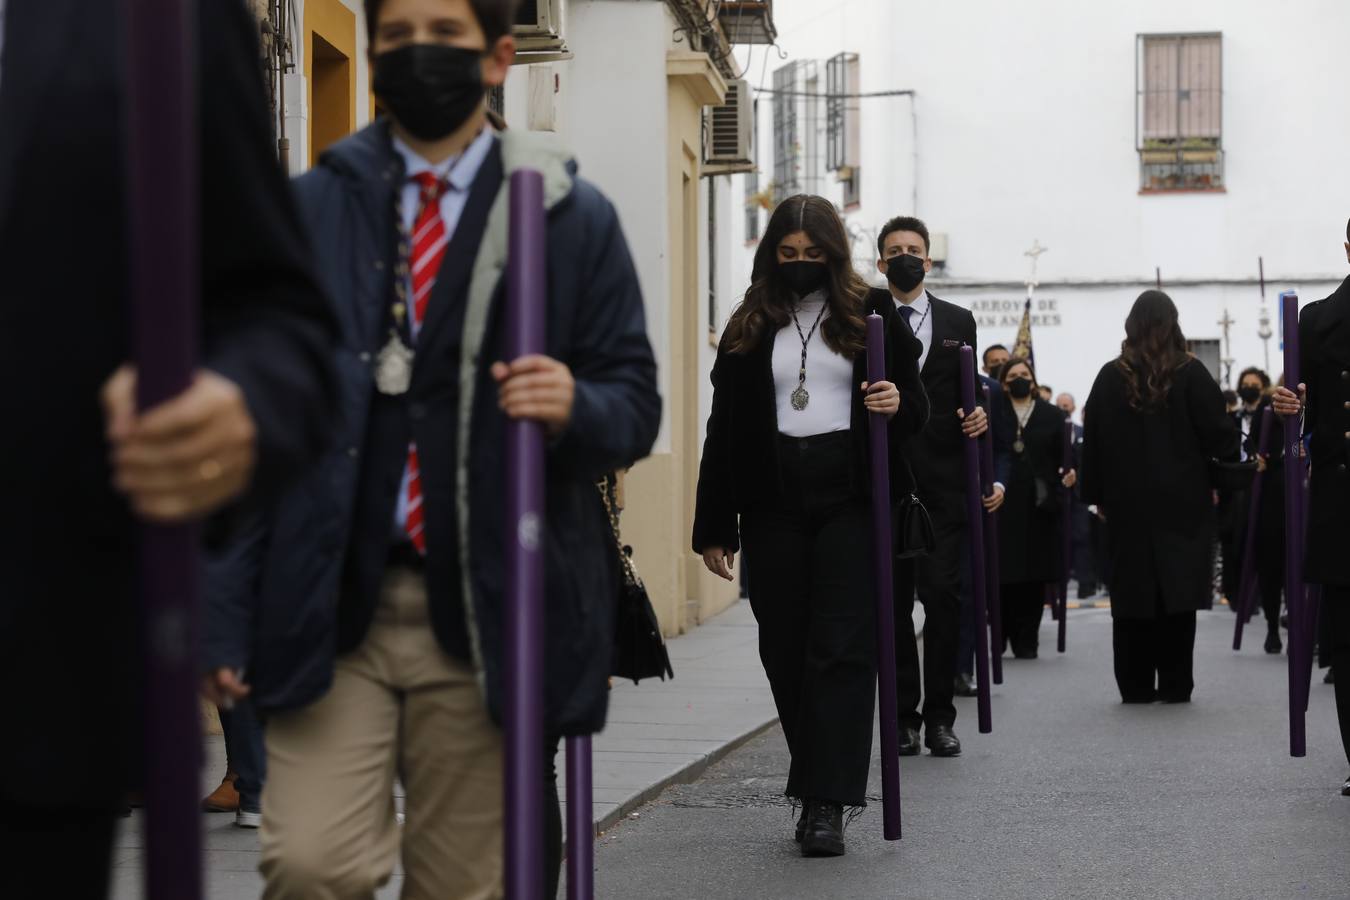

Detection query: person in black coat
xmin=996 ymin=359 xmax=1075 ymax=658
xmin=693 ymin=195 xmax=928 ymax=857
xmin=1272 ymin=228 xmax=1350 ymax=797
xmin=203 ymin=2 xmax=661 ymax=894
xmin=874 ymin=216 xmax=997 ymax=758
xmin=0 ymin=2 xmax=338 ymax=895
xmin=1224 ymin=367 xmax=1286 ymax=653
xmin=1082 ymin=291 xmax=1240 ymax=704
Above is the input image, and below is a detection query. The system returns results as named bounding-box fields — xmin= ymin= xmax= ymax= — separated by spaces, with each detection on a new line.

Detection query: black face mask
xmin=1239 ymin=386 xmax=1262 ymax=404
xmin=373 ymin=44 xmax=484 ymax=141
xmin=780 ymin=261 xmax=829 ymax=296
xmin=1008 ymin=377 xmax=1033 ymax=399
xmin=885 ymin=254 xmax=927 ymax=293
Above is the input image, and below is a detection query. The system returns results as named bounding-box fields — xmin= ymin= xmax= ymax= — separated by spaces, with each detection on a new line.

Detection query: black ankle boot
xmin=794 ymin=802 xmax=809 ymax=843
xmin=800 ymin=799 xmax=845 ymax=857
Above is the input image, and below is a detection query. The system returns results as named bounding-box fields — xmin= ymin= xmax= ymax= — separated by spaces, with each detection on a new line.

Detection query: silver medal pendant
xmin=791 ymin=385 xmax=810 ymax=411
xmin=1013 ymin=439 xmax=1025 ymax=454
xmin=374 ymin=333 xmax=414 ymax=395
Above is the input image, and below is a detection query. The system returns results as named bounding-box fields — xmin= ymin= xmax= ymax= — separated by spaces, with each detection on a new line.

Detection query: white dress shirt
xmin=773 ymin=290 xmax=855 ymax=438
xmin=392 ymin=126 xmax=497 ymax=537
xmin=893 ymin=288 xmax=933 ymax=371
xmin=1236 ymin=403 xmax=1260 ymax=461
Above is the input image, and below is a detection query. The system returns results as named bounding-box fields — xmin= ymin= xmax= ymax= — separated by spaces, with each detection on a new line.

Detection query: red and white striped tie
xmin=404 ymin=172 xmax=451 ymax=554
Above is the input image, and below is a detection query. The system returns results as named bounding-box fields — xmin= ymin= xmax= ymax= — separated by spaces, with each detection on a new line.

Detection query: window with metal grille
xmin=772 ymin=61 xmax=800 ymax=202
xmin=1136 ymin=33 xmax=1223 ymax=192
xmin=826 ymin=53 xmax=860 ymax=172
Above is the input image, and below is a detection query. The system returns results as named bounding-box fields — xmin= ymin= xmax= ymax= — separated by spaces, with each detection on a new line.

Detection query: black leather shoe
xmin=954 ymin=673 xmax=978 ymax=697
xmin=1342 ymin=776 xmax=1349 ymax=797
xmin=926 ymin=724 xmax=962 ymax=757
xmin=898 ymin=726 xmax=922 ymax=756
xmin=1264 ymin=631 xmax=1283 ymax=654
xmin=794 ymin=803 xmax=809 ymax=843
xmin=800 ymin=800 xmax=845 ymax=857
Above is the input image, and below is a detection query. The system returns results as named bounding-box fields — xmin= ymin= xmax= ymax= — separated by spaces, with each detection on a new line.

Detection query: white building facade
xmin=726 ymin=0 xmax=1350 ymax=408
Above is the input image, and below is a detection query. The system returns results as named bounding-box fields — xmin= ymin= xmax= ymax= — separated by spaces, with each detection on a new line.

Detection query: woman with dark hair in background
xmin=994 ymin=357 xmax=1075 ymax=659
xmin=1082 ymin=291 xmax=1239 ymax=703
xmin=693 ymin=194 xmax=928 ymax=856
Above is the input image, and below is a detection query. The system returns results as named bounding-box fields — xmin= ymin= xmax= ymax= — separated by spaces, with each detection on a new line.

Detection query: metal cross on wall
xmin=1023 ymin=239 xmax=1049 ymax=300
xmin=1217 ymin=307 xmax=1236 ymax=388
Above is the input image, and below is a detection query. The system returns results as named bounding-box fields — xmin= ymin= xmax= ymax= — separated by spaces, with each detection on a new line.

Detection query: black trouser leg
xmin=1156 ymin=612 xmax=1197 ymax=702
xmin=0 ymin=800 xmax=115 ymax=898
xmin=1323 ymin=589 xmax=1350 ymax=770
xmin=1001 ymin=582 xmax=1044 ymax=655
xmin=1256 ymin=550 xmax=1284 ymax=633
xmin=744 ymin=432 xmax=877 ymax=807
xmin=1113 ymin=615 xmax=1157 ymax=702
xmin=894 ymin=556 xmax=921 ymax=732
xmin=545 ymin=736 xmax=562 ymax=900
xmin=899 ymin=499 xmax=961 ymax=730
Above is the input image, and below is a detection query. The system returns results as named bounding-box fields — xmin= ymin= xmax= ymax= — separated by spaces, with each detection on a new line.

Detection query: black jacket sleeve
xmin=198 ymin=0 xmax=338 ymax=499
xmin=1185 ymin=359 xmax=1241 ymax=463
xmin=889 ymin=311 xmax=929 ymax=439
xmin=549 ymin=190 xmax=662 ymax=480
xmin=692 ymin=346 xmax=739 ymax=554
xmin=1079 ymin=365 xmax=1110 ymax=507
xmin=202 ymin=507 xmax=271 ymax=673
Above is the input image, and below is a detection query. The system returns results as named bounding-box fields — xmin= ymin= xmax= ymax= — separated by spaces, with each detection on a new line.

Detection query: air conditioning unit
xmin=514 ymin=0 xmax=567 ymax=54
xmin=704 ymin=79 xmax=754 ymax=172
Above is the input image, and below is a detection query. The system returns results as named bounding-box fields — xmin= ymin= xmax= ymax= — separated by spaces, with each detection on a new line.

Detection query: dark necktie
xmin=899 ymin=306 xmax=915 ymax=330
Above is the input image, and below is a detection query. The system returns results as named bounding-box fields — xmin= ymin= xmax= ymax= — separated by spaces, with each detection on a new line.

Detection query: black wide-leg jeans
xmin=741 ymin=432 xmax=876 ymax=807
xmin=1112 ymin=598 xmax=1197 ymax=703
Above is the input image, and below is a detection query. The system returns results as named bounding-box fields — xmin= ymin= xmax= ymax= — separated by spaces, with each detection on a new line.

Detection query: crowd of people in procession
xmin=2 ymin=0 xmax=1348 ymax=896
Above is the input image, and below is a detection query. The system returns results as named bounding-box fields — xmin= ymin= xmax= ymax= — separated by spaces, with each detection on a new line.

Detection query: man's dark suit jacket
xmin=0 ymin=0 xmax=337 ymax=809
xmin=900 ymin=290 xmax=982 ymax=502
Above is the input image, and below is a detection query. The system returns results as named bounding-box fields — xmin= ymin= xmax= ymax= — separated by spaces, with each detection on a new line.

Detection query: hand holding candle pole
xmin=959 ymin=347 xmax=993 ymax=733
xmin=865 ymin=314 xmax=903 ymax=840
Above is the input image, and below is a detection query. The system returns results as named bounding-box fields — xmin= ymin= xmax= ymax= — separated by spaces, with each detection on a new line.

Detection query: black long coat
xmin=0 ymin=1 xmax=338 ymax=808
xmin=1081 ymin=358 xmax=1240 ymax=617
xmin=1300 ymin=275 xmax=1350 ymax=586
xmin=996 ymin=398 xmax=1067 ymax=584
xmin=692 ymin=293 xmax=929 ymax=555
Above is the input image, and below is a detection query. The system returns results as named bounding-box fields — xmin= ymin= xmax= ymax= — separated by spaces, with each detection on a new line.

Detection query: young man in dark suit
xmin=0 ymin=1 xmax=338 ymax=895
xmin=203 ymin=0 xmax=661 ymax=894
xmin=874 ymin=216 xmax=1002 ymax=757
xmin=1272 ymin=217 xmax=1350 ymax=797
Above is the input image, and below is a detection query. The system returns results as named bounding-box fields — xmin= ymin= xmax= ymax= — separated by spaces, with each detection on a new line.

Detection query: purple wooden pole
xmin=505 ymin=170 xmax=548 ymax=898
xmin=565 ymin=736 xmax=594 ymax=900
xmin=124 ymin=1 xmax=202 ymax=897
xmin=865 ymin=314 xmax=903 ymax=840
xmin=1058 ymin=420 xmax=1072 ymax=654
xmin=959 ymin=348 xmax=993 ymax=733
xmin=979 ymin=385 xmax=1003 ymax=684
xmin=1280 ymin=291 xmax=1306 ymax=758
xmin=1233 ymin=408 xmax=1274 ymax=650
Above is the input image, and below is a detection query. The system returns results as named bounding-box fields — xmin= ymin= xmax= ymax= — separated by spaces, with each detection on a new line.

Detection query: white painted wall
xmin=725 ymin=0 xmax=1350 ymax=406
xmin=506 ymin=0 xmax=678 ymax=451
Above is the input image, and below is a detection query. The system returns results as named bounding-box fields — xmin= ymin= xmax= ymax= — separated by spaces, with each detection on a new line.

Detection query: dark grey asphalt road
xmin=592 ymin=609 xmax=1349 ymax=900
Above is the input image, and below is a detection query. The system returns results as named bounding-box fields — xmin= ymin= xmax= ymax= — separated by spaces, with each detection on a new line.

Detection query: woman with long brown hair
xmin=692 ymin=195 xmax=928 ymax=856
xmin=1081 ymin=290 xmax=1239 ymax=702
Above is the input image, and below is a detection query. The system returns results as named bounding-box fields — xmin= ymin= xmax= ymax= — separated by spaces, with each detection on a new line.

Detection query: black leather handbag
xmin=894 ymin=493 xmax=937 ymax=559
xmin=599 ymin=474 xmax=674 ymax=684
xmin=1209 ymin=458 xmax=1258 ymax=493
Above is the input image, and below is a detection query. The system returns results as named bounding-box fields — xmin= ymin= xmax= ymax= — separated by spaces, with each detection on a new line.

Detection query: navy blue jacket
xmin=205 ymin=122 xmax=661 ymax=735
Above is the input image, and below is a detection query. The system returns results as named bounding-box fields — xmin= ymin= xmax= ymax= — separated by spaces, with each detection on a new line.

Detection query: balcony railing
xmin=1138 ymin=138 xmax=1224 ymax=192
xmin=718 ymin=1 xmax=776 ymax=45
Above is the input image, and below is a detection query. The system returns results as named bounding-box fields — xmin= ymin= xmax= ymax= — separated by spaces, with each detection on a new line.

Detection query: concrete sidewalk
xmin=110 ymin=599 xmax=777 ymax=898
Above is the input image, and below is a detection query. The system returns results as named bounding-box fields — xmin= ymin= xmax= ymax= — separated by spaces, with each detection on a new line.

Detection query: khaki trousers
xmin=260 ymin=568 xmax=503 ymax=900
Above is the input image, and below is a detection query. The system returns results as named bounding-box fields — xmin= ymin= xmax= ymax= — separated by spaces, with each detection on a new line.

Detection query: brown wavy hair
xmin=1115 ymin=290 xmax=1192 ymax=411
xmin=722 ymin=195 xmax=868 ymax=358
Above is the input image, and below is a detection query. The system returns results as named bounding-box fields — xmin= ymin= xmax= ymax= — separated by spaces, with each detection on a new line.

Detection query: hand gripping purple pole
xmin=958 ymin=347 xmax=993 ymax=733
xmin=1280 ymin=291 xmax=1306 ymax=758
xmin=505 ymin=170 xmax=547 ymax=898
xmin=865 ymin=315 xmax=903 ymax=840
xmin=979 ymin=385 xmax=1003 ymax=684
xmin=1058 ymin=420 xmax=1072 ymax=654
xmin=566 ymin=736 xmax=594 ymax=899
xmin=1233 ymin=408 xmax=1274 ymax=650
xmin=124 ymin=1 xmax=202 ymax=897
